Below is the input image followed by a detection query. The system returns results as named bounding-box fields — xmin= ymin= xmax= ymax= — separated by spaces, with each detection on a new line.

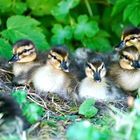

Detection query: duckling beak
xmin=8 ymin=54 xmax=19 ymax=63
xmin=115 ymin=41 xmax=126 ymax=51
xmin=60 ymin=61 xmax=69 ymax=72
xmin=132 ymin=60 xmax=140 ymax=69
xmin=94 ymin=72 xmax=101 ymax=82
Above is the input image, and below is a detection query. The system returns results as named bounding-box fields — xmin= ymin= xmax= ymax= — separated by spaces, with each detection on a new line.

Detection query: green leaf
xmin=0 ymin=0 xmax=12 ymax=14
xmin=13 ymin=2 xmax=27 ymax=14
xmin=11 ymin=90 xmax=27 ymax=105
xmin=1 ymin=15 xmax=49 ymax=51
xmin=0 ymin=38 xmax=11 ymax=59
xmin=74 ymin=15 xmax=99 ymax=40
xmin=51 ymin=24 xmax=73 ymax=45
xmin=79 ymin=99 xmax=98 ymax=118
xmin=23 ymin=103 xmax=44 ymax=124
xmin=112 ymin=0 xmax=132 ymax=16
xmin=0 ymin=0 xmax=27 ymax=14
xmin=83 ymin=37 xmax=112 ymax=52
xmin=52 ymin=0 xmax=80 ymax=20
xmin=67 ymin=121 xmax=109 ymax=140
xmin=123 ymin=3 xmax=140 ymax=26
xmin=27 ymin=0 xmax=60 ymax=16
xmin=67 ymin=121 xmax=93 ymax=140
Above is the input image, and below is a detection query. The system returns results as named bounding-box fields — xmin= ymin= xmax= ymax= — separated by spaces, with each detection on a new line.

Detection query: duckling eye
xmin=101 ymin=64 xmax=104 ymax=69
xmin=130 ymin=37 xmax=136 ymax=40
xmin=49 ymin=53 xmax=57 ymax=59
xmin=123 ymin=55 xmax=129 ymax=60
xmin=52 ymin=55 xmax=57 ymax=59
xmin=23 ymin=49 xmax=28 ymax=53
xmin=87 ymin=63 xmax=92 ymax=69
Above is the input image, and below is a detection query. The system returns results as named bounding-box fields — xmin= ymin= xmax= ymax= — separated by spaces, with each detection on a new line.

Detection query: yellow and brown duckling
xmin=9 ymin=39 xmax=41 ymax=85
xmin=32 ymin=46 xmax=78 ymax=100
xmin=116 ymin=27 xmax=140 ymax=52
xmin=78 ymin=56 xmax=124 ymax=102
xmin=109 ymin=46 xmax=140 ymax=93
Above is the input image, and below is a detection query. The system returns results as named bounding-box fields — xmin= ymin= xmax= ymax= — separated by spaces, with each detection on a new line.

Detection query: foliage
xmin=67 ymin=121 xmax=109 ymax=140
xmin=12 ymin=90 xmax=44 ymax=124
xmin=1 ymin=0 xmax=140 ymax=59
xmin=67 ymin=98 xmax=140 ymax=140
xmin=79 ymin=98 xmax=98 ymax=118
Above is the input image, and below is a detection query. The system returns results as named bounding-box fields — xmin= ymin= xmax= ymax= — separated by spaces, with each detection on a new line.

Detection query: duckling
xmin=8 ymin=39 xmax=41 ymax=85
xmin=109 ymin=46 xmax=140 ymax=93
xmin=0 ymin=94 xmax=29 ymax=140
xmin=116 ymin=27 xmax=140 ymax=52
xmin=73 ymin=48 xmax=111 ymax=80
xmin=78 ymin=56 xmax=124 ymax=102
xmin=32 ymin=46 xmax=78 ymax=100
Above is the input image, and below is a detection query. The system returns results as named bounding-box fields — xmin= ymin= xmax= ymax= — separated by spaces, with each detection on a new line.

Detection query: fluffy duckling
xmin=109 ymin=46 xmax=140 ymax=93
xmin=9 ymin=39 xmax=41 ymax=85
xmin=78 ymin=56 xmax=124 ymax=102
xmin=0 ymin=94 xmax=29 ymax=140
xmin=32 ymin=46 xmax=78 ymax=100
xmin=116 ymin=27 xmax=140 ymax=52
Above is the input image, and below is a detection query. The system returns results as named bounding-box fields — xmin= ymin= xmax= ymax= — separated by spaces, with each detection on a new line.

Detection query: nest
xmin=0 ymin=59 xmax=129 ymax=140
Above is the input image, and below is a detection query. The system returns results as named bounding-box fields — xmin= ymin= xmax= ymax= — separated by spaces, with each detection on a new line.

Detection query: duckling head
xmin=47 ymin=46 xmax=69 ymax=72
xmin=119 ymin=46 xmax=140 ymax=70
xmin=9 ymin=39 xmax=37 ymax=63
xmin=116 ymin=27 xmax=140 ymax=51
xmin=85 ymin=58 xmax=106 ymax=82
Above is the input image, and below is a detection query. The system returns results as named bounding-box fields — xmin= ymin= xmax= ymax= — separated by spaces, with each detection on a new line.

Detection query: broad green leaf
xmin=0 ymin=38 xmax=11 ymax=59
xmin=51 ymin=24 xmax=73 ymax=45
xmin=23 ymin=103 xmax=44 ymax=124
xmin=123 ymin=3 xmax=140 ymax=26
xmin=83 ymin=37 xmax=112 ymax=52
xmin=6 ymin=15 xmax=40 ymax=29
xmin=79 ymin=99 xmax=98 ymax=118
xmin=67 ymin=121 xmax=109 ymax=140
xmin=0 ymin=0 xmax=27 ymax=14
xmin=0 ymin=0 xmax=12 ymax=13
xmin=112 ymin=0 xmax=132 ymax=16
xmin=11 ymin=90 xmax=27 ymax=105
xmin=67 ymin=0 xmax=80 ymax=9
xmin=52 ymin=0 xmax=80 ymax=20
xmin=67 ymin=121 xmax=93 ymax=140
xmin=13 ymin=2 xmax=27 ymax=14
xmin=27 ymin=0 xmax=60 ymax=16
xmin=74 ymin=15 xmax=99 ymax=40
xmin=1 ymin=15 xmax=49 ymax=51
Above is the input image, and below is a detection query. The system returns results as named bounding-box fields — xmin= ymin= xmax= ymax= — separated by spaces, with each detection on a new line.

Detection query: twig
xmin=27 ymin=92 xmax=47 ymax=109
xmin=0 ymin=68 xmax=13 ymax=74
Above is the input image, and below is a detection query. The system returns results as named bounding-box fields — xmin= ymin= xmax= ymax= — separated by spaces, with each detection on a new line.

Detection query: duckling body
xmin=79 ymin=77 xmax=109 ymax=100
xmin=32 ymin=46 xmax=78 ymax=99
xmin=9 ymin=39 xmax=41 ymax=85
xmin=78 ymin=57 xmax=123 ymax=102
xmin=109 ymin=63 xmax=140 ymax=92
xmin=109 ymin=46 xmax=140 ymax=92
xmin=32 ymin=64 xmax=71 ymax=97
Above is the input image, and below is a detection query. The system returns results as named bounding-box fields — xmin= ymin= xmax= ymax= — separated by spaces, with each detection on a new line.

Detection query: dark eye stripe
xmin=87 ymin=63 xmax=98 ymax=73
xmin=87 ymin=63 xmax=92 ymax=69
xmin=18 ymin=47 xmax=34 ymax=56
xmin=122 ymin=54 xmax=132 ymax=61
xmin=125 ymin=36 xmax=139 ymax=42
xmin=49 ymin=53 xmax=61 ymax=63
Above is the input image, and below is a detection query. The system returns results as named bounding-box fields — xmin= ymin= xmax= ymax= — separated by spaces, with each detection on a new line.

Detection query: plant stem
xmin=85 ymin=0 xmax=93 ymax=17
